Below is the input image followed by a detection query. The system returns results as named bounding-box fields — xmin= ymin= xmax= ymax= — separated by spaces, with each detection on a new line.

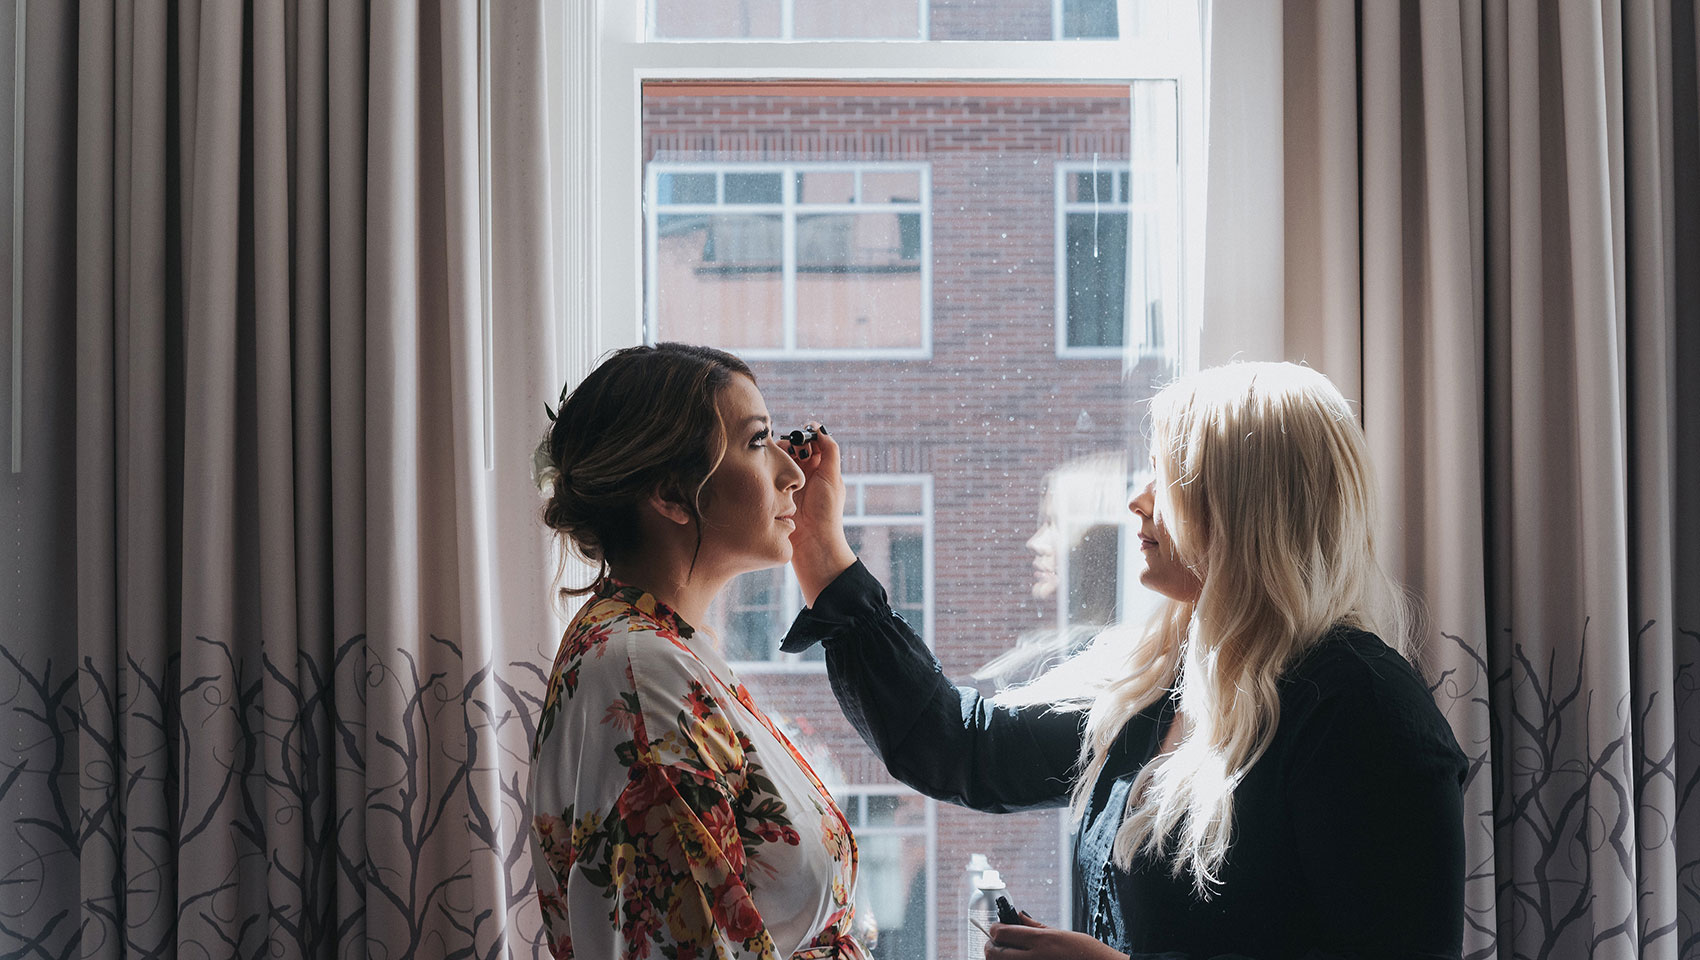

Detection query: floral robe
xmin=528 ymin=579 xmax=867 ymax=960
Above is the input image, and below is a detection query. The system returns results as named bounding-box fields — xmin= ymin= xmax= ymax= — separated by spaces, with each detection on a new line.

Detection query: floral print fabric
xmin=528 ymin=580 xmax=866 ymax=960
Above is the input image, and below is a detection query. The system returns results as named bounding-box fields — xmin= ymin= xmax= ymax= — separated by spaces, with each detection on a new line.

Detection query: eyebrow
xmin=739 ymin=415 xmax=771 ymax=429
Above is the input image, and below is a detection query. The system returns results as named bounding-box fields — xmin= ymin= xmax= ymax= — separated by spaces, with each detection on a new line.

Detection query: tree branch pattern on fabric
xmin=1429 ymin=623 xmax=1700 ymax=959
xmin=0 ymin=635 xmax=550 ymax=960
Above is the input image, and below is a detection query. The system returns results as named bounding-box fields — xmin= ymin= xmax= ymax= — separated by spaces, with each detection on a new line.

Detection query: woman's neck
xmin=606 ymin=555 xmax=731 ymax=632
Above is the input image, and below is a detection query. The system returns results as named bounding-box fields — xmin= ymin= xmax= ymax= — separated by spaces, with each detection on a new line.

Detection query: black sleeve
xmin=780 ymin=561 xmax=1086 ymax=812
xmin=1280 ymin=686 xmax=1468 ymax=960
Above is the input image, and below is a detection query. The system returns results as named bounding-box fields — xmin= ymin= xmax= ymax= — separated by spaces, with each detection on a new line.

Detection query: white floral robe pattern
xmin=528 ymin=579 xmax=868 ymax=960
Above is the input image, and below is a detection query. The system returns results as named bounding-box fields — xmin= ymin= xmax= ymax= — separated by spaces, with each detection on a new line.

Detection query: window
xmin=1054 ymin=85 xmax=1178 ymax=357
xmin=705 ymin=475 xmax=933 ymax=669
xmin=648 ymin=162 xmax=931 ymax=358
xmin=834 ymin=788 xmax=936 ymax=959
xmin=647 ymin=0 xmax=1151 ymax=42
xmin=1055 ymin=0 xmax=1117 ymax=39
xmin=552 ymin=2 xmax=1203 ymax=951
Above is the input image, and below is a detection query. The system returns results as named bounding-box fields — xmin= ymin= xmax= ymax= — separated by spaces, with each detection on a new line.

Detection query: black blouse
xmin=781 ymin=561 xmax=1468 ymax=960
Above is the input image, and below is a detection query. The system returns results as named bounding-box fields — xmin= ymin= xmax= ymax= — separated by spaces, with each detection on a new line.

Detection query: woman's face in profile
xmin=1129 ymin=466 xmax=1203 ymax=603
xmin=697 ymin=375 xmax=806 ymax=575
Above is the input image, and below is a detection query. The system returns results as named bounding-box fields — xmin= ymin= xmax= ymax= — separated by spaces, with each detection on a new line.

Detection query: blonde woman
xmin=528 ymin=343 xmax=867 ymax=960
xmin=780 ymin=362 xmax=1466 ymax=960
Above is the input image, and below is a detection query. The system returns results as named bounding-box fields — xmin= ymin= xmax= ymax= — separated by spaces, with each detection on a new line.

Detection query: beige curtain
xmin=2 ymin=2 xmax=558 ymax=957
xmin=1232 ymin=1 xmax=1700 ymax=957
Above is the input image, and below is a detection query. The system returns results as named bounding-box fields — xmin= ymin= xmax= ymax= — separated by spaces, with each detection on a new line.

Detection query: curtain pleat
xmin=2 ymin=3 xmax=555 ymax=958
xmin=1266 ymin=2 xmax=1700 ymax=957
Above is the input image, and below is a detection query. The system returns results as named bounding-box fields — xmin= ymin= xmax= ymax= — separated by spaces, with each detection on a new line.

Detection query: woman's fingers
xmin=987 ymin=923 xmax=1044 ymax=949
xmin=983 ymin=925 xmax=1128 ymax=960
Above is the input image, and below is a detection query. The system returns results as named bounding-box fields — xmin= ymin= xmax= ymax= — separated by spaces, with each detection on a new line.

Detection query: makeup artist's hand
xmin=985 ymin=915 xmax=1128 ymax=960
xmin=780 ymin=423 xmax=856 ymax=605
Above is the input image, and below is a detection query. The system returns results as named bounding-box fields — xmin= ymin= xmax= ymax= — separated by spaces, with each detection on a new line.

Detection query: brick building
xmin=642 ymin=82 xmax=1178 ymax=960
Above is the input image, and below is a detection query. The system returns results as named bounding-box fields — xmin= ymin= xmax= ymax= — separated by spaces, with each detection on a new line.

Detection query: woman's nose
xmin=778 ymin=450 xmax=805 ymax=490
xmin=1128 ymin=479 xmax=1155 ymax=517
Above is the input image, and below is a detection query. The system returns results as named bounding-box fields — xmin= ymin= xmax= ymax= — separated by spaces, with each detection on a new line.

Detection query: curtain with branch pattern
xmin=1270 ymin=2 xmax=1700 ymax=957
xmin=1 ymin=3 xmax=558 ymax=958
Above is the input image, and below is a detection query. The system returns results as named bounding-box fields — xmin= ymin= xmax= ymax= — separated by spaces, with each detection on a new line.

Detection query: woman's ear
xmin=645 ymin=486 xmax=694 ymax=527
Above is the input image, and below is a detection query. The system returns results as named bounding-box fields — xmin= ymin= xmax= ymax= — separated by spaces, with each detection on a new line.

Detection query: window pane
xmin=1060 ymin=0 xmax=1117 ymax=38
xmin=1068 ymin=170 xmax=1114 ymax=203
xmin=794 ymin=212 xmax=924 ymax=350
xmin=644 ymin=0 xmax=1188 ymax=40
xmin=654 ymin=213 xmax=784 ymax=349
xmin=725 ymin=172 xmax=785 ymax=204
xmin=641 ymin=80 xmax=1182 ymax=953
xmin=1067 ymin=523 xmax=1120 ymax=624
xmin=794 ymin=0 xmax=921 ymax=38
xmin=857 ymin=832 xmax=929 ymax=958
xmin=863 ymin=483 xmax=924 ymax=516
xmin=706 ymin=567 xmax=791 ymax=661
xmin=798 ymin=170 xmax=856 ymax=204
xmin=1064 ymin=211 xmax=1128 ymax=347
xmin=657 ymin=171 xmax=717 ymax=205
xmin=652 ymin=0 xmax=781 ymax=38
xmin=861 ymin=170 xmax=923 ymax=204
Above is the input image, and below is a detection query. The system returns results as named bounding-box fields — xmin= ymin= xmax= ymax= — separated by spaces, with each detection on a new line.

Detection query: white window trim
xmin=645 ymin=161 xmax=934 ymax=360
xmin=728 ymin=473 xmax=935 ymax=673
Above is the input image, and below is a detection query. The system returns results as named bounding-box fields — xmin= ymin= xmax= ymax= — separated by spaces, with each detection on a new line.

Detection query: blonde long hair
xmin=1068 ymin=361 xmax=1410 ymax=896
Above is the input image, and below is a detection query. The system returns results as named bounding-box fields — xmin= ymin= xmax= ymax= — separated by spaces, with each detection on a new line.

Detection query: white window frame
xmin=645 ymin=161 xmax=935 ymax=360
xmin=726 ymin=473 xmax=935 ymax=673
xmin=545 ymin=0 xmax=1206 ymax=935
xmin=831 ymin=784 xmax=939 ymax=960
xmin=547 ymin=0 xmax=1205 ymax=386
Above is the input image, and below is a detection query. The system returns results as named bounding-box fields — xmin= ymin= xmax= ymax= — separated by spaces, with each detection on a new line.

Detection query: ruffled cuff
xmin=779 ymin=560 xmax=888 ymax=653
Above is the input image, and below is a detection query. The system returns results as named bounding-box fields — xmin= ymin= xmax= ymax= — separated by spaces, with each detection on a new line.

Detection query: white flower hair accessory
xmin=532 ymin=401 xmax=561 ymax=496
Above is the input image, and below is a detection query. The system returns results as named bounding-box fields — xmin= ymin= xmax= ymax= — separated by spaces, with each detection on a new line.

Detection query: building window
xmin=835 ymin=787 xmax=935 ymax=960
xmin=1055 ymin=0 xmax=1117 ymax=39
xmin=1055 ymin=114 xmax=1178 ymax=358
xmin=648 ymin=163 xmax=932 ymax=359
xmin=705 ymin=475 xmax=933 ymax=670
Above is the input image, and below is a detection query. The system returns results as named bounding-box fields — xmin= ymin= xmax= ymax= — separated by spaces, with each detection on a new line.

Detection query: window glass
xmin=701 ymin=476 xmax=932 ymax=668
xmin=635 ymin=76 xmax=1185 ymax=960
xmin=649 ymin=159 xmax=930 ymax=357
xmin=648 ymin=0 xmax=1164 ymax=40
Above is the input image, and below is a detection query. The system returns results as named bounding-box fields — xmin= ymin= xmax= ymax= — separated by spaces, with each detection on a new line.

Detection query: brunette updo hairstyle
xmin=540 ymin=342 xmax=754 ymax=599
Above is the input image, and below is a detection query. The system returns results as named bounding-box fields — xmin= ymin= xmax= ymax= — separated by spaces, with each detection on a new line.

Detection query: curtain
xmin=1207 ymin=1 xmax=1700 ymax=957
xmin=1 ymin=3 xmax=559 ymax=958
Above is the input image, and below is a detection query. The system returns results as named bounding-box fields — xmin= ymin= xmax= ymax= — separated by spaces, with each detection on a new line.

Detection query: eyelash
xmin=751 ymin=428 xmax=771 ymax=447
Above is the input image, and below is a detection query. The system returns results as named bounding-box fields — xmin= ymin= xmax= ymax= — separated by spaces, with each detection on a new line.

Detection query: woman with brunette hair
xmin=527 ymin=343 xmax=867 ymax=960
xmin=781 ymin=362 xmax=1467 ymax=960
